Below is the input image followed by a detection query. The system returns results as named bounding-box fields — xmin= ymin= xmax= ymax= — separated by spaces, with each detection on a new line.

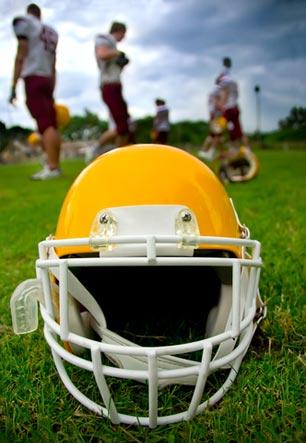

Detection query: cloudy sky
xmin=0 ymin=0 xmax=305 ymax=134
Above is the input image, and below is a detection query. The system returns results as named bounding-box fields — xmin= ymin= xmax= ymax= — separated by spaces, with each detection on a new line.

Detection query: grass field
xmin=0 ymin=149 xmax=305 ymax=442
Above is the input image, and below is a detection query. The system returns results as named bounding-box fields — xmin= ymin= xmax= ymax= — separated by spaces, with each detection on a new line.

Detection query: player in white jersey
xmin=93 ymin=22 xmax=130 ymax=151
xmin=9 ymin=3 xmax=62 ymax=180
xmin=218 ymin=75 xmax=239 ymax=112
xmin=216 ymin=57 xmax=249 ymax=149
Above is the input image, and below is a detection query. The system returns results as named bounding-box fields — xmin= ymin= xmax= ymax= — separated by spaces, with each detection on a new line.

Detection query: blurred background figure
xmin=87 ymin=21 xmax=130 ymax=162
xmin=216 ymin=57 xmax=249 ymax=151
xmin=198 ymin=80 xmax=224 ymax=160
xmin=9 ymin=3 xmax=62 ymax=180
xmin=151 ymin=98 xmax=170 ymax=144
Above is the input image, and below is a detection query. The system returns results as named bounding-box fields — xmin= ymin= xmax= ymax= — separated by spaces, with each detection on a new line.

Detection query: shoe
xmin=198 ymin=148 xmax=215 ymax=161
xmin=30 ymin=166 xmax=62 ymax=180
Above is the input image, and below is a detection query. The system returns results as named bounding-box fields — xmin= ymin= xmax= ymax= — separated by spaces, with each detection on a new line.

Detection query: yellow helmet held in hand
xmin=54 ymin=103 xmax=70 ymax=129
xmin=210 ymin=116 xmax=228 ymax=134
xmin=27 ymin=132 xmax=41 ymax=146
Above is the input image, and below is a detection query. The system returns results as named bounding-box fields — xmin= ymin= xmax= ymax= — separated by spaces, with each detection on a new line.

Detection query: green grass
xmin=0 ymin=151 xmax=305 ymax=442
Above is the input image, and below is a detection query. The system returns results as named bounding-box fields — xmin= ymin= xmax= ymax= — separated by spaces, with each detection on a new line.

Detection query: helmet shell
xmin=55 ymin=144 xmax=242 ymax=256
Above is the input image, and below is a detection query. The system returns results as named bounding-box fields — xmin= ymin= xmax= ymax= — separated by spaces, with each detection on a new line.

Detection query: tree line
xmin=1 ymin=106 xmax=306 ymax=153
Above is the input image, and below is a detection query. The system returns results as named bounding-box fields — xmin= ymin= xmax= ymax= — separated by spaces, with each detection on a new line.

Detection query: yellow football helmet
xmin=54 ymin=103 xmax=70 ymax=129
xmin=226 ymin=146 xmax=260 ymax=182
xmin=210 ymin=116 xmax=228 ymax=134
xmin=10 ymin=144 xmax=265 ymax=428
xmin=27 ymin=131 xmax=41 ymax=147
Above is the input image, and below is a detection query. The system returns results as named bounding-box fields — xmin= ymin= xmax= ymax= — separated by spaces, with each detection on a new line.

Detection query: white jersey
xmin=154 ymin=105 xmax=170 ymax=132
xmin=218 ymin=74 xmax=239 ymax=109
xmin=95 ymin=34 xmax=122 ymax=85
xmin=12 ymin=14 xmax=58 ymax=78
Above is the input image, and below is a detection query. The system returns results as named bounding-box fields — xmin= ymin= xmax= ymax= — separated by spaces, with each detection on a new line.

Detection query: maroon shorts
xmin=24 ymin=76 xmax=57 ymax=134
xmin=223 ymin=106 xmax=243 ymax=141
xmin=101 ymin=83 xmax=129 ymax=134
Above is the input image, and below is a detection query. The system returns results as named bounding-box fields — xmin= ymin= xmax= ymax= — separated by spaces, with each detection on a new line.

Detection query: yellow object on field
xmin=27 ymin=132 xmax=41 ymax=146
xmin=54 ymin=103 xmax=70 ymax=129
xmin=210 ymin=116 xmax=228 ymax=134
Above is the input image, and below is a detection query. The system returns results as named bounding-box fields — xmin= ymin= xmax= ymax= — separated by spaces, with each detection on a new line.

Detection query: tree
xmin=0 ymin=122 xmax=31 ymax=153
xmin=278 ymin=107 xmax=306 ymax=130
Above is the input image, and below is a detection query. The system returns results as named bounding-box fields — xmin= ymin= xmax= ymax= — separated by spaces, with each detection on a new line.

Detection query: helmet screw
xmin=181 ymin=211 xmax=192 ymax=222
xmin=100 ymin=213 xmax=109 ymax=224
